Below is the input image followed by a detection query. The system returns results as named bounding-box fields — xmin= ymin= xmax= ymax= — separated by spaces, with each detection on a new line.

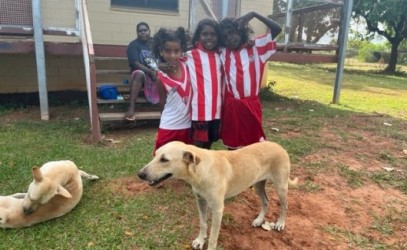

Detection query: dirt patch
xmin=5 ymin=105 xmax=405 ymax=249
xmin=113 ymin=131 xmax=407 ymax=250
xmin=107 ymin=111 xmax=407 ymax=249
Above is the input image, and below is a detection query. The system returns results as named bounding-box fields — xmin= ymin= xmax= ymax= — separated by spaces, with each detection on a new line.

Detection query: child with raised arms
xmin=220 ymin=12 xmax=282 ymax=149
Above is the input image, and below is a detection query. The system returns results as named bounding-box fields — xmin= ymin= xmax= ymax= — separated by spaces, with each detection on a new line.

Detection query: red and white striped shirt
xmin=220 ymin=33 xmax=276 ymax=99
xmin=185 ymin=43 xmax=223 ymax=121
xmin=157 ymin=61 xmax=192 ymax=130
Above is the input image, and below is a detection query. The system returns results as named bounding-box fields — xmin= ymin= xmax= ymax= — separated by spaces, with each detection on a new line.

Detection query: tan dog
xmin=0 ymin=160 xmax=98 ymax=228
xmin=137 ymin=141 xmax=298 ymax=250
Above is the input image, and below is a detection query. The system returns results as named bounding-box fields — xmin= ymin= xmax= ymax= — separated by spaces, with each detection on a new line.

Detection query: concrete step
xmin=99 ymin=111 xmax=161 ymax=122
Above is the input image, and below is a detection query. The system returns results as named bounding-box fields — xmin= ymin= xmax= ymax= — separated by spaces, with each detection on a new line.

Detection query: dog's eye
xmin=160 ymin=157 xmax=169 ymax=163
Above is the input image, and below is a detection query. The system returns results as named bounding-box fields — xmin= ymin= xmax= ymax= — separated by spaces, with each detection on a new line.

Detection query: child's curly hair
xmin=220 ymin=17 xmax=253 ymax=46
xmin=191 ymin=18 xmax=224 ymax=48
xmin=153 ymin=27 xmax=188 ymax=61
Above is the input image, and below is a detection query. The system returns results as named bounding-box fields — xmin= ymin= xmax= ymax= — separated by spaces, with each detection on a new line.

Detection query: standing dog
xmin=137 ymin=141 xmax=298 ymax=250
xmin=0 ymin=160 xmax=98 ymax=228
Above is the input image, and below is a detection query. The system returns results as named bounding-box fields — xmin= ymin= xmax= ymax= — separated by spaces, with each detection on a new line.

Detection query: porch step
xmin=96 ymin=69 xmax=129 ymax=75
xmin=95 ymin=56 xmax=127 ymax=61
xmin=97 ymin=82 xmax=128 ymax=87
xmin=99 ymin=111 xmax=161 ymax=122
xmin=97 ymin=97 xmax=148 ymax=104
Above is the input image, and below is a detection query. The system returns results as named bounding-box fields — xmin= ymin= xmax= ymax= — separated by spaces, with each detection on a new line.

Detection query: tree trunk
xmin=385 ymin=40 xmax=400 ymax=73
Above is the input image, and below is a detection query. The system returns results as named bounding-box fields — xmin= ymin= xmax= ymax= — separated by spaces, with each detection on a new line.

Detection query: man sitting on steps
xmin=125 ymin=22 xmax=160 ymax=121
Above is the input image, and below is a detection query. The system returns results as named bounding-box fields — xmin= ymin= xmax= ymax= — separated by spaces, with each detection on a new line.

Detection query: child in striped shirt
xmin=152 ymin=27 xmax=192 ymax=153
xmin=220 ymin=11 xmax=282 ymax=149
xmin=185 ymin=18 xmax=224 ymax=149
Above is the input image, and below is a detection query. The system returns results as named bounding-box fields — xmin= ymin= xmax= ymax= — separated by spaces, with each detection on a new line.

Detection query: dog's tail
xmin=288 ymin=177 xmax=299 ymax=188
xmin=79 ymin=170 xmax=99 ymax=181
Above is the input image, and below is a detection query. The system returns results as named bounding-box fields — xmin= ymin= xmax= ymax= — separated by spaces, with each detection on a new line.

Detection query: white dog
xmin=137 ymin=141 xmax=298 ymax=250
xmin=0 ymin=160 xmax=98 ymax=228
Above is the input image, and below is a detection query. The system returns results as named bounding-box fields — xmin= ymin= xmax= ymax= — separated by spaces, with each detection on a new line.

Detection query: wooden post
xmin=79 ymin=0 xmax=101 ymax=143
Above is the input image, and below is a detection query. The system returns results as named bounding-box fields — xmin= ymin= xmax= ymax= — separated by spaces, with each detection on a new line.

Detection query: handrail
xmin=78 ymin=0 xmax=101 ymax=143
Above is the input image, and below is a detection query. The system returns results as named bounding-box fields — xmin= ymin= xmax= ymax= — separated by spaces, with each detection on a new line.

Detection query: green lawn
xmin=0 ymin=61 xmax=406 ymax=249
xmin=268 ymin=62 xmax=407 ymax=119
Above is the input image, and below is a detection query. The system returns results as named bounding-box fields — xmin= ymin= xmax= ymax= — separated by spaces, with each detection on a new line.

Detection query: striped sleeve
xmin=255 ymin=33 xmax=277 ymax=63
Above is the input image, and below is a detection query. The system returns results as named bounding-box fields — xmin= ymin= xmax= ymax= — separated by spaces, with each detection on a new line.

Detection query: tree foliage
xmin=352 ymin=0 xmax=407 ymax=73
xmin=273 ymin=0 xmax=341 ymax=44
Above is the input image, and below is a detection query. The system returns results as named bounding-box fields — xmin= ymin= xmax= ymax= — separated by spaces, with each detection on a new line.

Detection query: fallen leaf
xmin=124 ymin=231 xmax=133 ymax=236
xmin=382 ymin=166 xmax=394 ymax=172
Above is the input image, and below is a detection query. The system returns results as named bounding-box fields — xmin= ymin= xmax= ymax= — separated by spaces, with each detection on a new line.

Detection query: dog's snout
xmin=23 ymin=206 xmax=33 ymax=215
xmin=137 ymin=170 xmax=147 ymax=180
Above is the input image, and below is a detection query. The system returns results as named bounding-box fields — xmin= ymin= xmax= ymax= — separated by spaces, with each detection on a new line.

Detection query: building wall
xmin=239 ymin=0 xmax=275 ymax=37
xmin=0 ymin=0 xmax=275 ymax=93
xmin=87 ymin=0 xmax=191 ymax=46
xmin=0 ymin=54 xmax=86 ymax=93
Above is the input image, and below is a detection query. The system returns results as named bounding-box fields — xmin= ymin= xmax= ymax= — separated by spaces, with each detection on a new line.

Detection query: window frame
xmin=110 ymin=0 xmax=179 ymax=13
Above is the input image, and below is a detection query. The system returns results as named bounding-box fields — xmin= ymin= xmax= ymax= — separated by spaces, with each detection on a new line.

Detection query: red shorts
xmin=191 ymin=120 xmax=221 ymax=143
xmin=154 ymin=128 xmax=192 ymax=154
xmin=220 ymin=94 xmax=265 ymax=149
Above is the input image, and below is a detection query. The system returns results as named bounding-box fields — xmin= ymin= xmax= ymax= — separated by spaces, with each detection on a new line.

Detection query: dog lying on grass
xmin=137 ymin=141 xmax=298 ymax=250
xmin=0 ymin=160 xmax=98 ymax=229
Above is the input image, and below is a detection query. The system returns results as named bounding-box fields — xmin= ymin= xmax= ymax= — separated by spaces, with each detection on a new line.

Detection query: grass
xmin=1 ymin=60 xmax=406 ymax=249
xmin=268 ymin=62 xmax=407 ymax=119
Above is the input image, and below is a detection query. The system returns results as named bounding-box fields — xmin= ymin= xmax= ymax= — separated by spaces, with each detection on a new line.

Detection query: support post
xmin=283 ymin=0 xmax=293 ymax=52
xmin=332 ymin=0 xmax=353 ymax=104
xmin=32 ymin=0 xmax=49 ymax=120
xmin=79 ymin=0 xmax=101 ymax=143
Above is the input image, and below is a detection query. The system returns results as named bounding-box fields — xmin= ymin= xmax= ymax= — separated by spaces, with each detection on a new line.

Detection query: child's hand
xmin=235 ymin=11 xmax=254 ymax=30
xmin=158 ymin=62 xmax=176 ymax=73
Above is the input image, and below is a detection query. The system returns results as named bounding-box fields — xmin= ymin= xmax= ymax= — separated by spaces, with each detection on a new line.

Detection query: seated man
xmin=126 ymin=22 xmax=159 ymax=121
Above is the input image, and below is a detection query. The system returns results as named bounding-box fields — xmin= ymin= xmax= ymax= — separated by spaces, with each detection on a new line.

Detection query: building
xmin=0 ymin=0 xmax=275 ymax=94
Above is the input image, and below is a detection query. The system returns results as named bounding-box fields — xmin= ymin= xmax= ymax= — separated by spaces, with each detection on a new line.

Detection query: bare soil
xmin=119 ymin=114 xmax=407 ymax=249
xmin=4 ymin=105 xmax=406 ymax=249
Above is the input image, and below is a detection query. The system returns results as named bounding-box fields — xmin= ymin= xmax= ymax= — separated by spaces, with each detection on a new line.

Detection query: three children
xmin=135 ymin=12 xmax=281 ymax=152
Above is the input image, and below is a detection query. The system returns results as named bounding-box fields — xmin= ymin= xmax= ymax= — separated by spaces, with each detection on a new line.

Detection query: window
xmin=111 ymin=0 xmax=178 ymax=12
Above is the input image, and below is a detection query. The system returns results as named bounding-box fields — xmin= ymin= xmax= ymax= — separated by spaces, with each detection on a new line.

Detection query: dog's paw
xmin=192 ymin=237 xmax=205 ymax=250
xmin=274 ymin=221 xmax=285 ymax=231
xmin=252 ymin=217 xmax=264 ymax=227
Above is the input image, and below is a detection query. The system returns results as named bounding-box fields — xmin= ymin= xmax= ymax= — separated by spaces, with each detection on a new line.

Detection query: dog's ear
xmin=182 ymin=151 xmax=201 ymax=165
xmin=32 ymin=167 xmax=43 ymax=183
xmin=56 ymin=185 xmax=72 ymax=198
xmin=183 ymin=151 xmax=201 ymax=172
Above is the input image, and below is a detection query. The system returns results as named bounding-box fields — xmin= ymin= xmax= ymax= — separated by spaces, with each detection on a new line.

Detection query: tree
xmin=273 ymin=0 xmax=341 ymax=44
xmin=353 ymin=0 xmax=407 ymax=73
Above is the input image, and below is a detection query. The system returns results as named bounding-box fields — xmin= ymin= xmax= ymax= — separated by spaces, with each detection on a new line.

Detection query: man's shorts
xmin=131 ymin=70 xmax=159 ymax=104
